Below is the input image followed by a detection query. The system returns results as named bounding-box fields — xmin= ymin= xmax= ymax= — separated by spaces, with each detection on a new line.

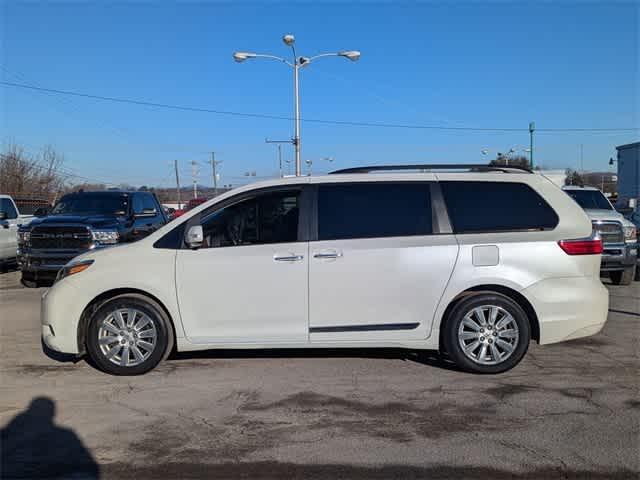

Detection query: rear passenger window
xmin=440 ymin=181 xmax=558 ymax=233
xmin=318 ymin=183 xmax=432 ymax=240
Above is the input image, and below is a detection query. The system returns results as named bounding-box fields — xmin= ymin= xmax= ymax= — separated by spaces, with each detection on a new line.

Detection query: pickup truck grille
xmin=593 ymin=221 xmax=624 ymax=245
xmin=30 ymin=226 xmax=92 ymax=250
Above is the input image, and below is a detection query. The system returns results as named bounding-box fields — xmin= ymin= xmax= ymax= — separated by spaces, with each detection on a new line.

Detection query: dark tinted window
xmin=154 ymin=222 xmax=186 ymax=249
xmin=0 ymin=198 xmax=18 ymax=219
xmin=51 ymin=193 xmax=129 ymax=216
xmin=564 ymin=189 xmax=612 ymax=210
xmin=201 ymin=190 xmax=299 ymax=248
xmin=318 ymin=183 xmax=432 ymax=240
xmin=440 ymin=181 xmax=558 ymax=233
xmin=133 ymin=193 xmax=159 ymax=214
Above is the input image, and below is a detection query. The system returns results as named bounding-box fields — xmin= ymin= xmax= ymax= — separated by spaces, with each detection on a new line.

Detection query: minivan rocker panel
xmin=42 ymin=170 xmax=609 ymax=375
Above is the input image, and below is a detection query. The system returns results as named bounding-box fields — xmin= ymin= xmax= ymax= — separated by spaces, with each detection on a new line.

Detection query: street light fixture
xmin=233 ymin=52 xmax=256 ymax=62
xmin=233 ymin=34 xmax=360 ymax=176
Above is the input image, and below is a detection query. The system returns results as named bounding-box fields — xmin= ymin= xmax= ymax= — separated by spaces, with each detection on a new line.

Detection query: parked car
xmin=163 ymin=206 xmax=176 ymax=220
xmin=18 ymin=190 xmax=167 ymax=287
xmin=171 ymin=208 xmax=186 ymax=219
xmin=42 ymin=164 xmax=608 ymax=375
xmin=186 ymin=198 xmax=207 ymax=211
xmin=0 ymin=194 xmax=34 ymax=267
xmin=563 ymin=186 xmax=637 ymax=285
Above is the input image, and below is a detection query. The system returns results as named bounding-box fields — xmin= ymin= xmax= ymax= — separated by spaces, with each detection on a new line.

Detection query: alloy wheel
xmin=457 ymin=305 xmax=520 ymax=366
xmin=97 ymin=308 xmax=158 ymax=367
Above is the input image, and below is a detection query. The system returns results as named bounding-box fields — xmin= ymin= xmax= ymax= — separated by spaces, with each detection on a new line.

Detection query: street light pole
xmin=293 ymin=61 xmax=301 ymax=176
xmin=234 ymin=35 xmax=360 ymax=177
xmin=529 ymin=121 xmax=535 ymax=169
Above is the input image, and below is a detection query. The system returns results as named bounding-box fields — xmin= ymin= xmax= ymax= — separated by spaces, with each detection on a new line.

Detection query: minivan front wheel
xmin=86 ymin=294 xmax=173 ymax=375
xmin=443 ymin=293 xmax=531 ymax=374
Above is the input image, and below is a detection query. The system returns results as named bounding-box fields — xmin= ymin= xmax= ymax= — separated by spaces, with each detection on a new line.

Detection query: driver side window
xmin=201 ymin=190 xmax=300 ymax=248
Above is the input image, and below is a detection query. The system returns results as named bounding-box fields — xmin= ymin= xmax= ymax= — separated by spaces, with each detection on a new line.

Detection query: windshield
xmin=51 ymin=193 xmax=129 ymax=216
xmin=565 ymin=190 xmax=612 ymax=210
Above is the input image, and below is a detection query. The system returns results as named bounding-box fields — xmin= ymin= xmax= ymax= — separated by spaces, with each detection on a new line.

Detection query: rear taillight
xmin=558 ymin=238 xmax=603 ymax=255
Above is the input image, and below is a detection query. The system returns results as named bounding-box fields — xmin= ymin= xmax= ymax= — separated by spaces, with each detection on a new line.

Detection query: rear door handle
xmin=273 ymin=254 xmax=304 ymax=262
xmin=313 ymin=251 xmax=343 ymax=259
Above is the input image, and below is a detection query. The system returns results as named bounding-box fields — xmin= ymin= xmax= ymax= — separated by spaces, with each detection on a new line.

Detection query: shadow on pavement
xmin=1 ymin=397 xmax=100 ymax=479
xmin=169 ymin=348 xmax=465 ymax=373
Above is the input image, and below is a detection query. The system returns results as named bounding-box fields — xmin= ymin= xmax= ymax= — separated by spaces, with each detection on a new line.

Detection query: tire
xmin=610 ymin=267 xmax=634 ymax=286
xmin=20 ymin=272 xmax=39 ymax=288
xmin=442 ymin=292 xmax=531 ymax=374
xmin=634 ymin=265 xmax=640 ymax=282
xmin=85 ymin=294 xmax=174 ymax=375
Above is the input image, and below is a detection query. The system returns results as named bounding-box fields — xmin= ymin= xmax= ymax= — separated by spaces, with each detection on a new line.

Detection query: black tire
xmin=20 ymin=272 xmax=40 ymax=288
xmin=442 ymin=292 xmax=531 ymax=374
xmin=85 ymin=294 xmax=174 ymax=375
xmin=610 ymin=267 xmax=634 ymax=286
xmin=634 ymin=266 xmax=640 ymax=282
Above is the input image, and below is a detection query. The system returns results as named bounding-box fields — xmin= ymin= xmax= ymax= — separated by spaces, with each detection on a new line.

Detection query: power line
xmin=2 ymin=79 xmax=637 ymax=133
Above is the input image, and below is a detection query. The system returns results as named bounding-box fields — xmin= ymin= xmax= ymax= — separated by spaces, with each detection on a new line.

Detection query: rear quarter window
xmin=440 ymin=181 xmax=558 ymax=233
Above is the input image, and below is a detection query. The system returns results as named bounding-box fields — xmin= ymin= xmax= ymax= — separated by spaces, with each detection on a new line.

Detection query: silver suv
xmin=563 ymin=186 xmax=637 ymax=285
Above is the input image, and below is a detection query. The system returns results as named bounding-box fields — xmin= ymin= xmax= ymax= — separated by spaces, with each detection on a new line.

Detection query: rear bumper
xmin=523 ymin=276 xmax=609 ymax=345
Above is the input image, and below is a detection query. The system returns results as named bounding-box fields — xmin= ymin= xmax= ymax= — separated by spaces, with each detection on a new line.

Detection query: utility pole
xmin=174 ymin=160 xmax=182 ymax=209
xmin=209 ymin=152 xmax=222 ymax=196
xmin=529 ymin=121 xmax=535 ymax=169
xmin=265 ymin=138 xmax=291 ymax=177
xmin=191 ymin=160 xmax=199 ymax=199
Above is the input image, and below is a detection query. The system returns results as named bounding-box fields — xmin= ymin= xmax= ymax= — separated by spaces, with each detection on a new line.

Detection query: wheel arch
xmin=438 ymin=284 xmax=540 ymax=350
xmin=77 ymin=288 xmax=177 ymax=355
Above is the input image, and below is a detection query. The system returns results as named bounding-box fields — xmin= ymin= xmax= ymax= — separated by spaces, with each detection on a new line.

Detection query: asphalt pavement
xmin=0 ymin=270 xmax=638 ymax=479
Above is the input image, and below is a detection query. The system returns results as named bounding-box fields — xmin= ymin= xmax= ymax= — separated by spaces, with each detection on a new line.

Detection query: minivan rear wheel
xmin=443 ymin=293 xmax=530 ymax=374
xmin=86 ymin=294 xmax=173 ymax=375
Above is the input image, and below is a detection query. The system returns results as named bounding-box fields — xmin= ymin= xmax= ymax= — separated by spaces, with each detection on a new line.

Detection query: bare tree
xmin=565 ymin=169 xmax=585 ymax=187
xmin=0 ymin=144 xmax=69 ymax=200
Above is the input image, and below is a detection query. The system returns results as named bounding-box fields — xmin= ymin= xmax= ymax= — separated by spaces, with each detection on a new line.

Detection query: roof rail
xmin=330 ymin=164 xmax=533 ymax=174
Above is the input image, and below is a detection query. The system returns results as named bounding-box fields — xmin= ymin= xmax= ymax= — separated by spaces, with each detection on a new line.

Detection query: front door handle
xmin=313 ymin=251 xmax=343 ymax=259
xmin=273 ymin=254 xmax=304 ymax=262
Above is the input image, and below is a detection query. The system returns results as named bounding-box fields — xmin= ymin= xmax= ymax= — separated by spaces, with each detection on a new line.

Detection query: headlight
xmin=623 ymin=225 xmax=637 ymax=243
xmin=55 ymin=259 xmax=94 ymax=283
xmin=91 ymin=229 xmax=120 ymax=245
xmin=17 ymin=231 xmax=30 ymax=243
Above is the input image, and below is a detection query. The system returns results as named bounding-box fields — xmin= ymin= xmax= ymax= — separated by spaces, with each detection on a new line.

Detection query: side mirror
xmin=185 ymin=225 xmax=204 ymax=249
xmin=134 ymin=208 xmax=157 ymax=218
xmin=0 ymin=211 xmax=6 ymax=221
xmin=34 ymin=207 xmax=49 ymax=217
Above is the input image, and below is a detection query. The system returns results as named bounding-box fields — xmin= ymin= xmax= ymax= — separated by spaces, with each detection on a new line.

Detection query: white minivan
xmin=41 ymin=165 xmax=609 ymax=375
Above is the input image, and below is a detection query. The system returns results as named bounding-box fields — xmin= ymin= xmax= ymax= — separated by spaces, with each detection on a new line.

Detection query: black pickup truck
xmin=17 ymin=190 xmax=167 ymax=287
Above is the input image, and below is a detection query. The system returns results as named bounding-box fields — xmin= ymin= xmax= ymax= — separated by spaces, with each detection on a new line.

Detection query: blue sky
xmin=1 ymin=1 xmax=638 ymax=187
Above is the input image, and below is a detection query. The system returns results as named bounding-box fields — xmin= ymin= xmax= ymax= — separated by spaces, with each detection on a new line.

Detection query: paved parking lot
xmin=1 ymin=272 xmax=638 ymax=479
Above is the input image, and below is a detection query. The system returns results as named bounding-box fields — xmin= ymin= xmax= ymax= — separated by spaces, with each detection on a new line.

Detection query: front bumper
xmin=599 ymin=243 xmax=637 ymax=272
xmin=41 ymin=279 xmax=85 ymax=354
xmin=18 ymin=249 xmax=83 ymax=275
